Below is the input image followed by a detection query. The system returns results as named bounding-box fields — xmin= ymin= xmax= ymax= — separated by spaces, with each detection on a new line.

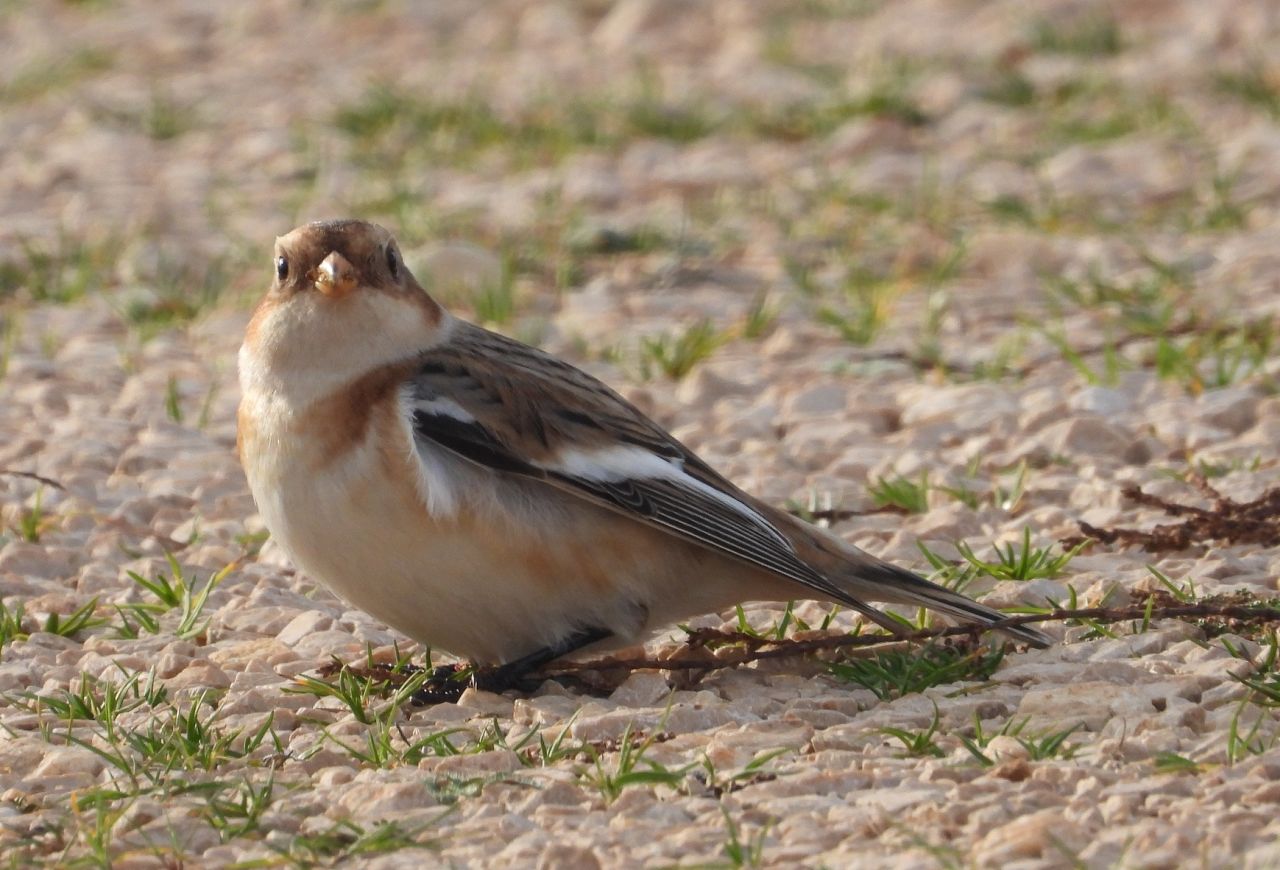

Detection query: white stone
xmin=781 ymin=384 xmax=848 ymax=420
xmin=899 ymin=384 xmax=1017 ymax=429
xmin=31 ymin=747 xmax=104 ymax=779
xmin=610 ymin=672 xmax=671 ymax=707
xmin=277 ymin=610 xmax=334 ymax=647
xmin=1070 ymin=386 xmax=1132 ymax=417
xmin=1036 ymin=414 xmax=1135 ymax=461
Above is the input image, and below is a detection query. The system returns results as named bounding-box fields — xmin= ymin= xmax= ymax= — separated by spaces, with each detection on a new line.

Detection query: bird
xmin=237 ymin=219 xmax=1050 ymax=695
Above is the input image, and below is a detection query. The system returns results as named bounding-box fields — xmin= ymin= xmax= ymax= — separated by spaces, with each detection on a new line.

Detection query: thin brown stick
xmin=541 ymin=601 xmax=1280 ymax=676
xmin=0 ymin=470 xmax=66 ymax=490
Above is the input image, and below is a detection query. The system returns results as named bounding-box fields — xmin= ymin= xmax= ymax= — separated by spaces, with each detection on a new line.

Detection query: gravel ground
xmin=3 ymin=1 xmax=1280 ymax=867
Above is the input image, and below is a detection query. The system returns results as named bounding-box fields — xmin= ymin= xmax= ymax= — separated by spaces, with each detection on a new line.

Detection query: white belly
xmin=249 ymin=443 xmax=533 ymax=661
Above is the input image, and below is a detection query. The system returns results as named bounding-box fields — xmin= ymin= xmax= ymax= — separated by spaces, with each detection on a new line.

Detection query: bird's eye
xmin=275 ymin=256 xmax=289 ymax=282
xmin=386 ymin=246 xmax=399 ymax=280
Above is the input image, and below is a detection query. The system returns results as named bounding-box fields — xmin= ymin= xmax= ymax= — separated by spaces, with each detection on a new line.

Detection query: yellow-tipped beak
xmin=312 ymin=251 xmax=357 ymax=297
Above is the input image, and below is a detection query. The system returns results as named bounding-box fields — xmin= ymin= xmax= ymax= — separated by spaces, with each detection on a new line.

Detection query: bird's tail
xmin=790 ymin=526 xmax=1052 ymax=648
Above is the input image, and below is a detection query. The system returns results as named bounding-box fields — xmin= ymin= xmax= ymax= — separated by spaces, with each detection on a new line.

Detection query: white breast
xmin=240 ymin=382 xmax=672 ymax=662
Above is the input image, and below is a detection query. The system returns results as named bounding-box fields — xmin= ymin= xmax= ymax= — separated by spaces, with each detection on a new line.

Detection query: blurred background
xmin=3 ymin=2 xmax=1278 ymax=300
xmin=2 ymin=0 xmax=1279 ymax=488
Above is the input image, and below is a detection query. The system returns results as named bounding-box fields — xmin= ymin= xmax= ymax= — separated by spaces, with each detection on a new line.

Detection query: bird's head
xmin=241 ymin=220 xmax=447 ymax=399
xmin=270 ymin=219 xmax=419 ymax=301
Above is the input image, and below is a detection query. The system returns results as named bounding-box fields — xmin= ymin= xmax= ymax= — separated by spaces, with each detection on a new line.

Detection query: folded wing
xmin=401 ymin=322 xmax=853 ymax=602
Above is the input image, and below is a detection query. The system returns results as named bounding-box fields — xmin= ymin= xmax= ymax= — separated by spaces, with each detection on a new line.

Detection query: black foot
xmin=410 ymin=626 xmax=614 ymax=704
xmin=410 ymin=663 xmax=489 ymax=705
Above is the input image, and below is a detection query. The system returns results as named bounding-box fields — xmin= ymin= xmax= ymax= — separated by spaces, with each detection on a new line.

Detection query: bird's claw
xmin=409 ymin=662 xmax=540 ymax=704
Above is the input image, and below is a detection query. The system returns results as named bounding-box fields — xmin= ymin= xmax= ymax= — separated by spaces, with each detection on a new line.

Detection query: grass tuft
xmin=580 ymin=722 xmax=690 ymax=804
xmin=878 ymin=703 xmax=945 ymax=758
xmin=14 ymin=486 xmax=51 ymax=542
xmin=955 ymin=527 xmax=1085 ymax=582
xmin=270 ymin=818 xmax=439 ymax=865
xmin=1031 ymin=14 xmax=1123 ymax=57
xmin=114 ymin=555 xmax=230 ymax=641
xmin=1214 ymin=64 xmax=1280 ymax=118
xmin=829 ymin=644 xmax=1005 ymax=700
xmin=0 ymin=48 xmax=114 ymax=103
xmin=868 ymin=471 xmax=930 ymax=514
xmin=960 ymin=715 xmax=1082 ymax=765
xmin=639 ymin=319 xmax=727 ymax=380
xmin=720 ymin=804 xmax=771 ymax=868
xmin=0 ymin=234 xmax=118 ymax=304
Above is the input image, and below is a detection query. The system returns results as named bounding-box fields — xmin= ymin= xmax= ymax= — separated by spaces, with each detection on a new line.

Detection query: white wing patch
xmin=546 ymin=445 xmax=794 ymax=552
xmin=398 ymin=386 xmax=463 ymax=517
xmin=410 ymin=394 xmax=475 ymax=422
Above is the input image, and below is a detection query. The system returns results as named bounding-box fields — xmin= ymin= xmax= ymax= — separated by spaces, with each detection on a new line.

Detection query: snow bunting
xmin=238 ymin=220 xmax=1049 ymax=688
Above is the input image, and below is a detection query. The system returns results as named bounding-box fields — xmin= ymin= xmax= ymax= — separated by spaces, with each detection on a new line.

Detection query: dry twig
xmin=543 ymin=595 xmax=1280 ymax=678
xmin=317 ymin=596 xmax=1280 ymax=697
xmin=0 ymin=469 xmax=66 ymax=490
xmin=1065 ymin=472 xmax=1280 ymax=552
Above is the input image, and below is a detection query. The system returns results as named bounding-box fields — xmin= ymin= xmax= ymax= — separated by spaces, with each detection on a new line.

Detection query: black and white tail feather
xmin=829 ymin=554 xmax=1050 ymax=647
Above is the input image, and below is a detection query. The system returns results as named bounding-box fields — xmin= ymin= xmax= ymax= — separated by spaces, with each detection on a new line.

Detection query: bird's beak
xmin=311 ymin=251 xmax=357 ymax=297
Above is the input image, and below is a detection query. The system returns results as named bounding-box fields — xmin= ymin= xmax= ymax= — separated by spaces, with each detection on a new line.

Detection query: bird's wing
xmin=401 ymin=321 xmax=849 ymax=600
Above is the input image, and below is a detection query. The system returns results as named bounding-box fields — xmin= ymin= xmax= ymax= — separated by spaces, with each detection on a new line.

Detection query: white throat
xmin=239 ymin=293 xmax=452 ymax=410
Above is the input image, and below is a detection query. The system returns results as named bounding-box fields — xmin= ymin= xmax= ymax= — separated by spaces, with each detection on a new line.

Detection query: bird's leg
xmin=413 ymin=628 xmax=615 ymax=703
xmin=411 ymin=626 xmax=613 ymax=704
xmin=473 ymin=625 xmax=614 ymax=694
xmin=409 ymin=629 xmax=609 ymax=701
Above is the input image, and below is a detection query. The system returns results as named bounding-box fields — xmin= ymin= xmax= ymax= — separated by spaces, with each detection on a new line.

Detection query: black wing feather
xmin=409 ymin=409 xmax=537 ymax=476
